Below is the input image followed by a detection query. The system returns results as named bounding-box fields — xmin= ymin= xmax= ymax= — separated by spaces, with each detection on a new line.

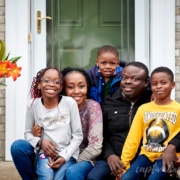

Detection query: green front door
xmin=46 ymin=0 xmax=134 ymax=70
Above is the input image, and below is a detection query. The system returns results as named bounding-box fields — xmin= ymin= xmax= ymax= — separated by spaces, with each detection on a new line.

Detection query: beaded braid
xmin=30 ymin=67 xmax=63 ymax=99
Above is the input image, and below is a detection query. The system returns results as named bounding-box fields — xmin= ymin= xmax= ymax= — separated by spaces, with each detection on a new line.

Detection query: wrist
xmin=168 ymin=143 xmax=177 ymax=152
xmin=55 ymin=155 xmax=62 ymax=161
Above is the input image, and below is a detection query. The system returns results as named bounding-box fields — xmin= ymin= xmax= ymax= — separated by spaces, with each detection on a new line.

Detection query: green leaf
xmin=0 ymin=40 xmax=6 ymax=60
xmin=4 ymin=52 xmax=10 ymax=60
xmin=0 ymin=82 xmax=6 ymax=86
xmin=10 ymin=56 xmax=21 ymax=63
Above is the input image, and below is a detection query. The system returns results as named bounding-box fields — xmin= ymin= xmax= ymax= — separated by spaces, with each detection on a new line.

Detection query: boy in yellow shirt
xmin=120 ymin=66 xmax=180 ymax=179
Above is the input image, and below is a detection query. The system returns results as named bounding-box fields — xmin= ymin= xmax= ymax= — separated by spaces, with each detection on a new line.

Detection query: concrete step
xmin=0 ymin=161 xmax=21 ymax=180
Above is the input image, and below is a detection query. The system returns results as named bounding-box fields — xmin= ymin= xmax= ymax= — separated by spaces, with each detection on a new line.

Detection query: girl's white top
xmin=24 ymin=95 xmax=83 ymax=161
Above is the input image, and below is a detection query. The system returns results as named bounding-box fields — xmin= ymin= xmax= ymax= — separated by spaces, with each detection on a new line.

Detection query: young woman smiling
xmin=61 ymin=67 xmax=103 ymax=180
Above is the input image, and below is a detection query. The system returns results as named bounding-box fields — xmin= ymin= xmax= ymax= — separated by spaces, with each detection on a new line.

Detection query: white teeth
xmin=47 ymin=89 xmax=55 ymax=93
xmin=74 ymin=97 xmax=81 ymax=101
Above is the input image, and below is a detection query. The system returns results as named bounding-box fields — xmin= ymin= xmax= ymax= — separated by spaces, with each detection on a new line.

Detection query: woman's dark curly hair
xmin=30 ymin=67 xmax=63 ymax=99
xmin=61 ymin=67 xmax=91 ymax=98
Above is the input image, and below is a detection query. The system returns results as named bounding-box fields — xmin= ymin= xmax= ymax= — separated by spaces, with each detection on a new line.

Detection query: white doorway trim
xmin=5 ymin=0 xmax=30 ymax=160
xmin=135 ymin=0 xmax=175 ymax=75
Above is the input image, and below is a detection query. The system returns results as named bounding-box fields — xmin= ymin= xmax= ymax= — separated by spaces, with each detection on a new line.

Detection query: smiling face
xmin=151 ymin=72 xmax=175 ymax=104
xmin=120 ymin=65 xmax=149 ymax=102
xmin=38 ymin=69 xmax=63 ymax=100
xmin=96 ymin=52 xmax=119 ymax=82
xmin=64 ymin=71 xmax=88 ymax=110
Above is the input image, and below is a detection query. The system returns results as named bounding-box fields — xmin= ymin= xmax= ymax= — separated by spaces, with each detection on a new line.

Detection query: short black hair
xmin=61 ymin=67 xmax=91 ymax=98
xmin=97 ymin=45 xmax=119 ymax=58
xmin=151 ymin=66 xmax=174 ymax=81
xmin=124 ymin=61 xmax=149 ymax=80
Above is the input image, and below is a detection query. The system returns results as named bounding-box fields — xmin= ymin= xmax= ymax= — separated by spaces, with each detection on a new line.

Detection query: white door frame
xmin=135 ymin=0 xmax=175 ymax=75
xmin=5 ymin=0 xmax=31 ymax=160
xmin=30 ymin=0 xmax=47 ymax=76
xmin=5 ymin=0 xmax=47 ymax=160
xmin=5 ymin=0 xmax=175 ymax=160
xmin=135 ymin=0 xmax=175 ymax=97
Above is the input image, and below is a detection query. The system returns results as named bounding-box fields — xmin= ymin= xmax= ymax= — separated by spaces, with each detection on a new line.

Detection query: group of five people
xmin=11 ymin=45 xmax=180 ymax=180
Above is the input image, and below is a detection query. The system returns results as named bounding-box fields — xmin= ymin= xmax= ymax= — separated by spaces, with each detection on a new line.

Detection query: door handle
xmin=37 ymin=10 xmax=52 ymax=33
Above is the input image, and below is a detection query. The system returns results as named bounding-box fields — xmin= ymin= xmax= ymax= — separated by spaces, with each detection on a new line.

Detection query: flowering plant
xmin=0 ymin=40 xmax=22 ymax=86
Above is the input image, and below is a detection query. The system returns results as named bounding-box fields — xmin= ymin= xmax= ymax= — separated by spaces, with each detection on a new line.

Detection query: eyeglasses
xmin=41 ymin=79 xmax=61 ymax=85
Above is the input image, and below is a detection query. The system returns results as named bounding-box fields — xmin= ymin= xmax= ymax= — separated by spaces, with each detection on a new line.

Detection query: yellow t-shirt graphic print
xmin=121 ymin=100 xmax=180 ymax=171
xmin=145 ymin=117 xmax=169 ymax=152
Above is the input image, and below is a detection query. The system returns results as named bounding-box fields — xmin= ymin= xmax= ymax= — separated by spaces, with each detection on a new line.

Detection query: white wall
xmin=5 ymin=0 xmax=30 ymax=160
xmin=150 ymin=0 xmax=175 ymax=74
xmin=135 ymin=0 xmax=150 ymax=66
xmin=135 ymin=0 xmax=175 ymax=75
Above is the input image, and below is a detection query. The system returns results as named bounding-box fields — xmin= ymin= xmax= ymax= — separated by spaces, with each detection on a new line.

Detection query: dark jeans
xmin=66 ymin=161 xmax=93 ymax=180
xmin=10 ymin=140 xmax=180 ymax=180
xmin=10 ymin=139 xmax=35 ymax=180
xmin=122 ymin=154 xmax=179 ymax=180
xmin=86 ymin=160 xmax=115 ymax=180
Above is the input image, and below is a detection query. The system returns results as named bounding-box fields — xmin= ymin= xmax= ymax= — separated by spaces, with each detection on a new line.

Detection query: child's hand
xmin=41 ymin=139 xmax=58 ymax=159
xmin=48 ymin=156 xmax=65 ymax=169
xmin=32 ymin=124 xmax=41 ymax=137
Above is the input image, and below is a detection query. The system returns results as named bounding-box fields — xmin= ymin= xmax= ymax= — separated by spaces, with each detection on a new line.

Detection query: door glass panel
xmin=46 ymin=0 xmax=134 ymax=70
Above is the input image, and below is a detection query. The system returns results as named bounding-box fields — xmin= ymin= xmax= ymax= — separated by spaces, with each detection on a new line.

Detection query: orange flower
xmin=6 ymin=61 xmax=22 ymax=81
xmin=0 ymin=61 xmax=7 ymax=77
xmin=0 ymin=40 xmax=22 ymax=85
xmin=0 ymin=60 xmax=22 ymax=81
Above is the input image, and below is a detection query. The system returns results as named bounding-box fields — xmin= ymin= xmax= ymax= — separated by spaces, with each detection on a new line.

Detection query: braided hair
xmin=30 ymin=67 xmax=63 ymax=99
